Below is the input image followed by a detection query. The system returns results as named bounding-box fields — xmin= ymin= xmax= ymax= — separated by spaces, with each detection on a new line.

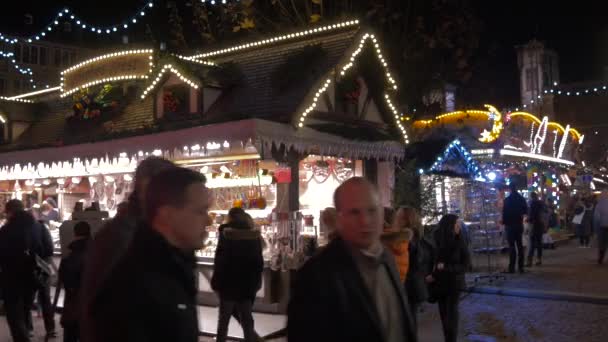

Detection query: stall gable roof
xmin=1 ymin=21 xmax=402 ymax=153
xmin=421 ymin=139 xmax=485 ymax=180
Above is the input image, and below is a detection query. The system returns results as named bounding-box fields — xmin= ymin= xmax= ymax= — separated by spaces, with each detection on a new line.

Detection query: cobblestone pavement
xmin=416 ymin=292 xmax=608 ymax=342
xmin=469 ymin=238 xmax=608 ymax=296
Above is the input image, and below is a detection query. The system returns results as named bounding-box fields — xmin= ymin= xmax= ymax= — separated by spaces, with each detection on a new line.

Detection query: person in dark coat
xmin=502 ymin=183 xmax=528 ymax=273
xmin=0 ymin=200 xmax=44 ymax=342
xmin=527 ymin=192 xmax=547 ymax=267
xmin=57 ymin=221 xmax=92 ymax=342
xmin=287 ymin=177 xmax=417 ymax=342
xmin=91 ymin=167 xmax=210 ymax=342
xmin=79 ymin=157 xmax=175 ymax=342
xmin=212 ymin=208 xmax=264 ymax=342
xmin=428 ymin=214 xmax=471 ymax=342
xmin=26 ymin=220 xmax=56 ymax=339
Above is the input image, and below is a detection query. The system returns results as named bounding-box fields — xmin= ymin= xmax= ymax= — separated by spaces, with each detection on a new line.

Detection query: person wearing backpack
xmin=0 ymin=200 xmax=44 ymax=342
xmin=57 ymin=221 xmax=92 ymax=342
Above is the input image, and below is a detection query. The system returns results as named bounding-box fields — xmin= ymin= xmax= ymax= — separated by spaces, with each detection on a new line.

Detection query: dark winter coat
xmin=36 ymin=221 xmax=54 ymax=260
xmin=58 ymin=238 xmax=90 ymax=325
xmin=431 ymin=226 xmax=471 ymax=296
xmin=0 ymin=211 xmax=44 ymax=289
xmin=287 ymin=237 xmax=418 ymax=342
xmin=529 ymin=199 xmax=547 ymax=234
xmin=211 ymin=223 xmax=264 ymax=301
xmin=90 ymin=224 xmax=199 ymax=342
xmin=405 ymin=234 xmax=435 ymax=304
xmin=79 ymin=214 xmax=138 ymax=342
xmin=502 ymin=192 xmax=528 ymax=228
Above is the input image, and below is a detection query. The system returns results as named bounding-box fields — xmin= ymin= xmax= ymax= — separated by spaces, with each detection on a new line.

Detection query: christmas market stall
xmin=411 ymin=105 xmax=586 ymax=272
xmin=0 ymin=20 xmax=407 ymax=314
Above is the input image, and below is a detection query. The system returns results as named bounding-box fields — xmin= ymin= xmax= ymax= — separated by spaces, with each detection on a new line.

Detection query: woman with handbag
xmin=426 ymin=214 xmax=471 ymax=342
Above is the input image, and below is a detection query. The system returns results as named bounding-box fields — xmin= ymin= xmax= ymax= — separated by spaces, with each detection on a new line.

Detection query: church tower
xmin=516 ymin=40 xmax=560 ymax=117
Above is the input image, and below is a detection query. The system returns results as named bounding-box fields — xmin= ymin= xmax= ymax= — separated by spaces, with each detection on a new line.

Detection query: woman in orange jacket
xmin=381 ymin=207 xmax=414 ymax=283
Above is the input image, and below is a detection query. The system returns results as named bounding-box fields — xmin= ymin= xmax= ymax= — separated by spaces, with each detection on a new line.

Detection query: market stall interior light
xmin=499 ymin=149 xmax=575 ymax=166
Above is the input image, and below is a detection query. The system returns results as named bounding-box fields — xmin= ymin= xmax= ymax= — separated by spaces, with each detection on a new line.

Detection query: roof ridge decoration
xmin=141 ymin=64 xmax=200 ymax=99
xmin=294 ymin=31 xmax=409 ymax=144
xmin=183 ymin=20 xmax=360 ymax=61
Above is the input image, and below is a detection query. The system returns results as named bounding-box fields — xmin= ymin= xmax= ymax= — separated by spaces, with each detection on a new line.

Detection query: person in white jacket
xmin=595 ymin=190 xmax=608 ymax=264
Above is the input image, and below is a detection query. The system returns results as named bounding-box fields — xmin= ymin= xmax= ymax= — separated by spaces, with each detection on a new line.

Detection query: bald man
xmin=288 ymin=177 xmax=417 ymax=342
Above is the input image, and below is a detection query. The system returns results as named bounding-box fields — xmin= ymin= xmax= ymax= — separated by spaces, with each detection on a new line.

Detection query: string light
xmin=141 ymin=64 xmax=200 ymax=99
xmin=425 ymin=139 xmax=484 ymax=180
xmin=500 ymin=149 xmax=574 ymax=166
xmin=295 ymin=30 xmax=407 ymax=143
xmin=61 ymin=75 xmax=148 ymax=97
xmin=0 ymin=96 xmax=34 ymax=103
xmin=61 ymin=49 xmax=154 ymax=75
xmin=7 ymin=86 xmax=61 ymax=100
xmin=509 ymin=112 xmax=582 ymax=142
xmin=186 ymin=20 xmax=360 ymax=60
xmin=0 ymin=2 xmax=159 ymax=45
xmin=552 ymin=130 xmax=558 ymax=157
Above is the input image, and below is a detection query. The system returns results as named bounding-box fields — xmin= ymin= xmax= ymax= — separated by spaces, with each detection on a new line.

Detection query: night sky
xmin=1 ymin=0 xmax=607 ymax=107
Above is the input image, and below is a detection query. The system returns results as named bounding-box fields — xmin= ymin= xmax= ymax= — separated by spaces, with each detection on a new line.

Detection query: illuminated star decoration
xmin=478 ymin=104 xmax=503 ymax=143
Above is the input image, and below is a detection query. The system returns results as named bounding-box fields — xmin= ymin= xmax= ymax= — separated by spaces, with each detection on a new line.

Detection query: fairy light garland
xmin=61 ymin=75 xmax=148 ymax=97
xmin=0 ymin=96 xmax=34 ymax=103
xmin=339 ymin=33 xmax=398 ymax=90
xmin=141 ymin=64 xmax=200 ymax=99
xmin=186 ymin=20 xmax=360 ymax=61
xmin=61 ymin=49 xmax=154 ymax=76
xmin=424 ymin=139 xmax=484 ymax=180
xmin=552 ymin=130 xmax=558 ymax=157
xmin=0 ymin=3 xmax=157 ymax=45
xmin=295 ymin=30 xmax=407 ymax=143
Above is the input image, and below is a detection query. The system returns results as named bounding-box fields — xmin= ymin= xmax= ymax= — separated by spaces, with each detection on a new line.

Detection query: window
xmin=30 ymin=46 xmax=38 ymax=65
xmin=70 ymin=52 xmax=76 ymax=65
xmin=13 ymin=80 xmax=20 ymax=94
xmin=0 ymin=79 xmax=6 ymax=95
xmin=0 ymin=121 xmax=5 ymax=144
xmin=22 ymin=45 xmax=30 ymax=64
xmin=163 ymin=85 xmax=190 ymax=117
xmin=62 ymin=50 xmax=69 ymax=66
xmin=0 ymin=60 xmax=8 ymax=72
xmin=54 ymin=49 xmax=61 ymax=67
xmin=40 ymin=47 xmax=47 ymax=66
xmin=14 ymin=44 xmax=21 ymax=63
xmin=63 ymin=22 xmax=72 ymax=32
xmin=525 ymin=68 xmax=537 ymax=92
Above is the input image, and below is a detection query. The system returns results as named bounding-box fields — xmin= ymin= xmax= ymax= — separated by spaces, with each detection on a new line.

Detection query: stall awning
xmin=0 ymin=119 xmax=403 ymax=180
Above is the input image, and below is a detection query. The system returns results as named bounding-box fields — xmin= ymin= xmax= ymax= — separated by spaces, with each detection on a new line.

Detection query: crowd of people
xmin=503 ymin=183 xmax=608 ymax=273
xmin=0 ymin=155 xmax=497 ymax=342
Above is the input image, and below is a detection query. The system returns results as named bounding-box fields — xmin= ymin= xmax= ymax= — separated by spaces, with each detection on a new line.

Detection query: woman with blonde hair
xmin=381 ymin=207 xmax=413 ymax=284
xmin=395 ymin=207 xmax=435 ymax=332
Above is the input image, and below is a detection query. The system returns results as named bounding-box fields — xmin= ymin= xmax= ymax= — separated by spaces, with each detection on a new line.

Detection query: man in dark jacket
xmin=288 ymin=177 xmax=417 ymax=342
xmin=527 ymin=192 xmax=547 ymax=267
xmin=502 ymin=183 xmax=528 ymax=273
xmin=212 ymin=208 xmax=263 ymax=342
xmin=91 ymin=167 xmax=210 ymax=342
xmin=0 ymin=200 xmax=43 ymax=342
xmin=57 ymin=221 xmax=92 ymax=342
